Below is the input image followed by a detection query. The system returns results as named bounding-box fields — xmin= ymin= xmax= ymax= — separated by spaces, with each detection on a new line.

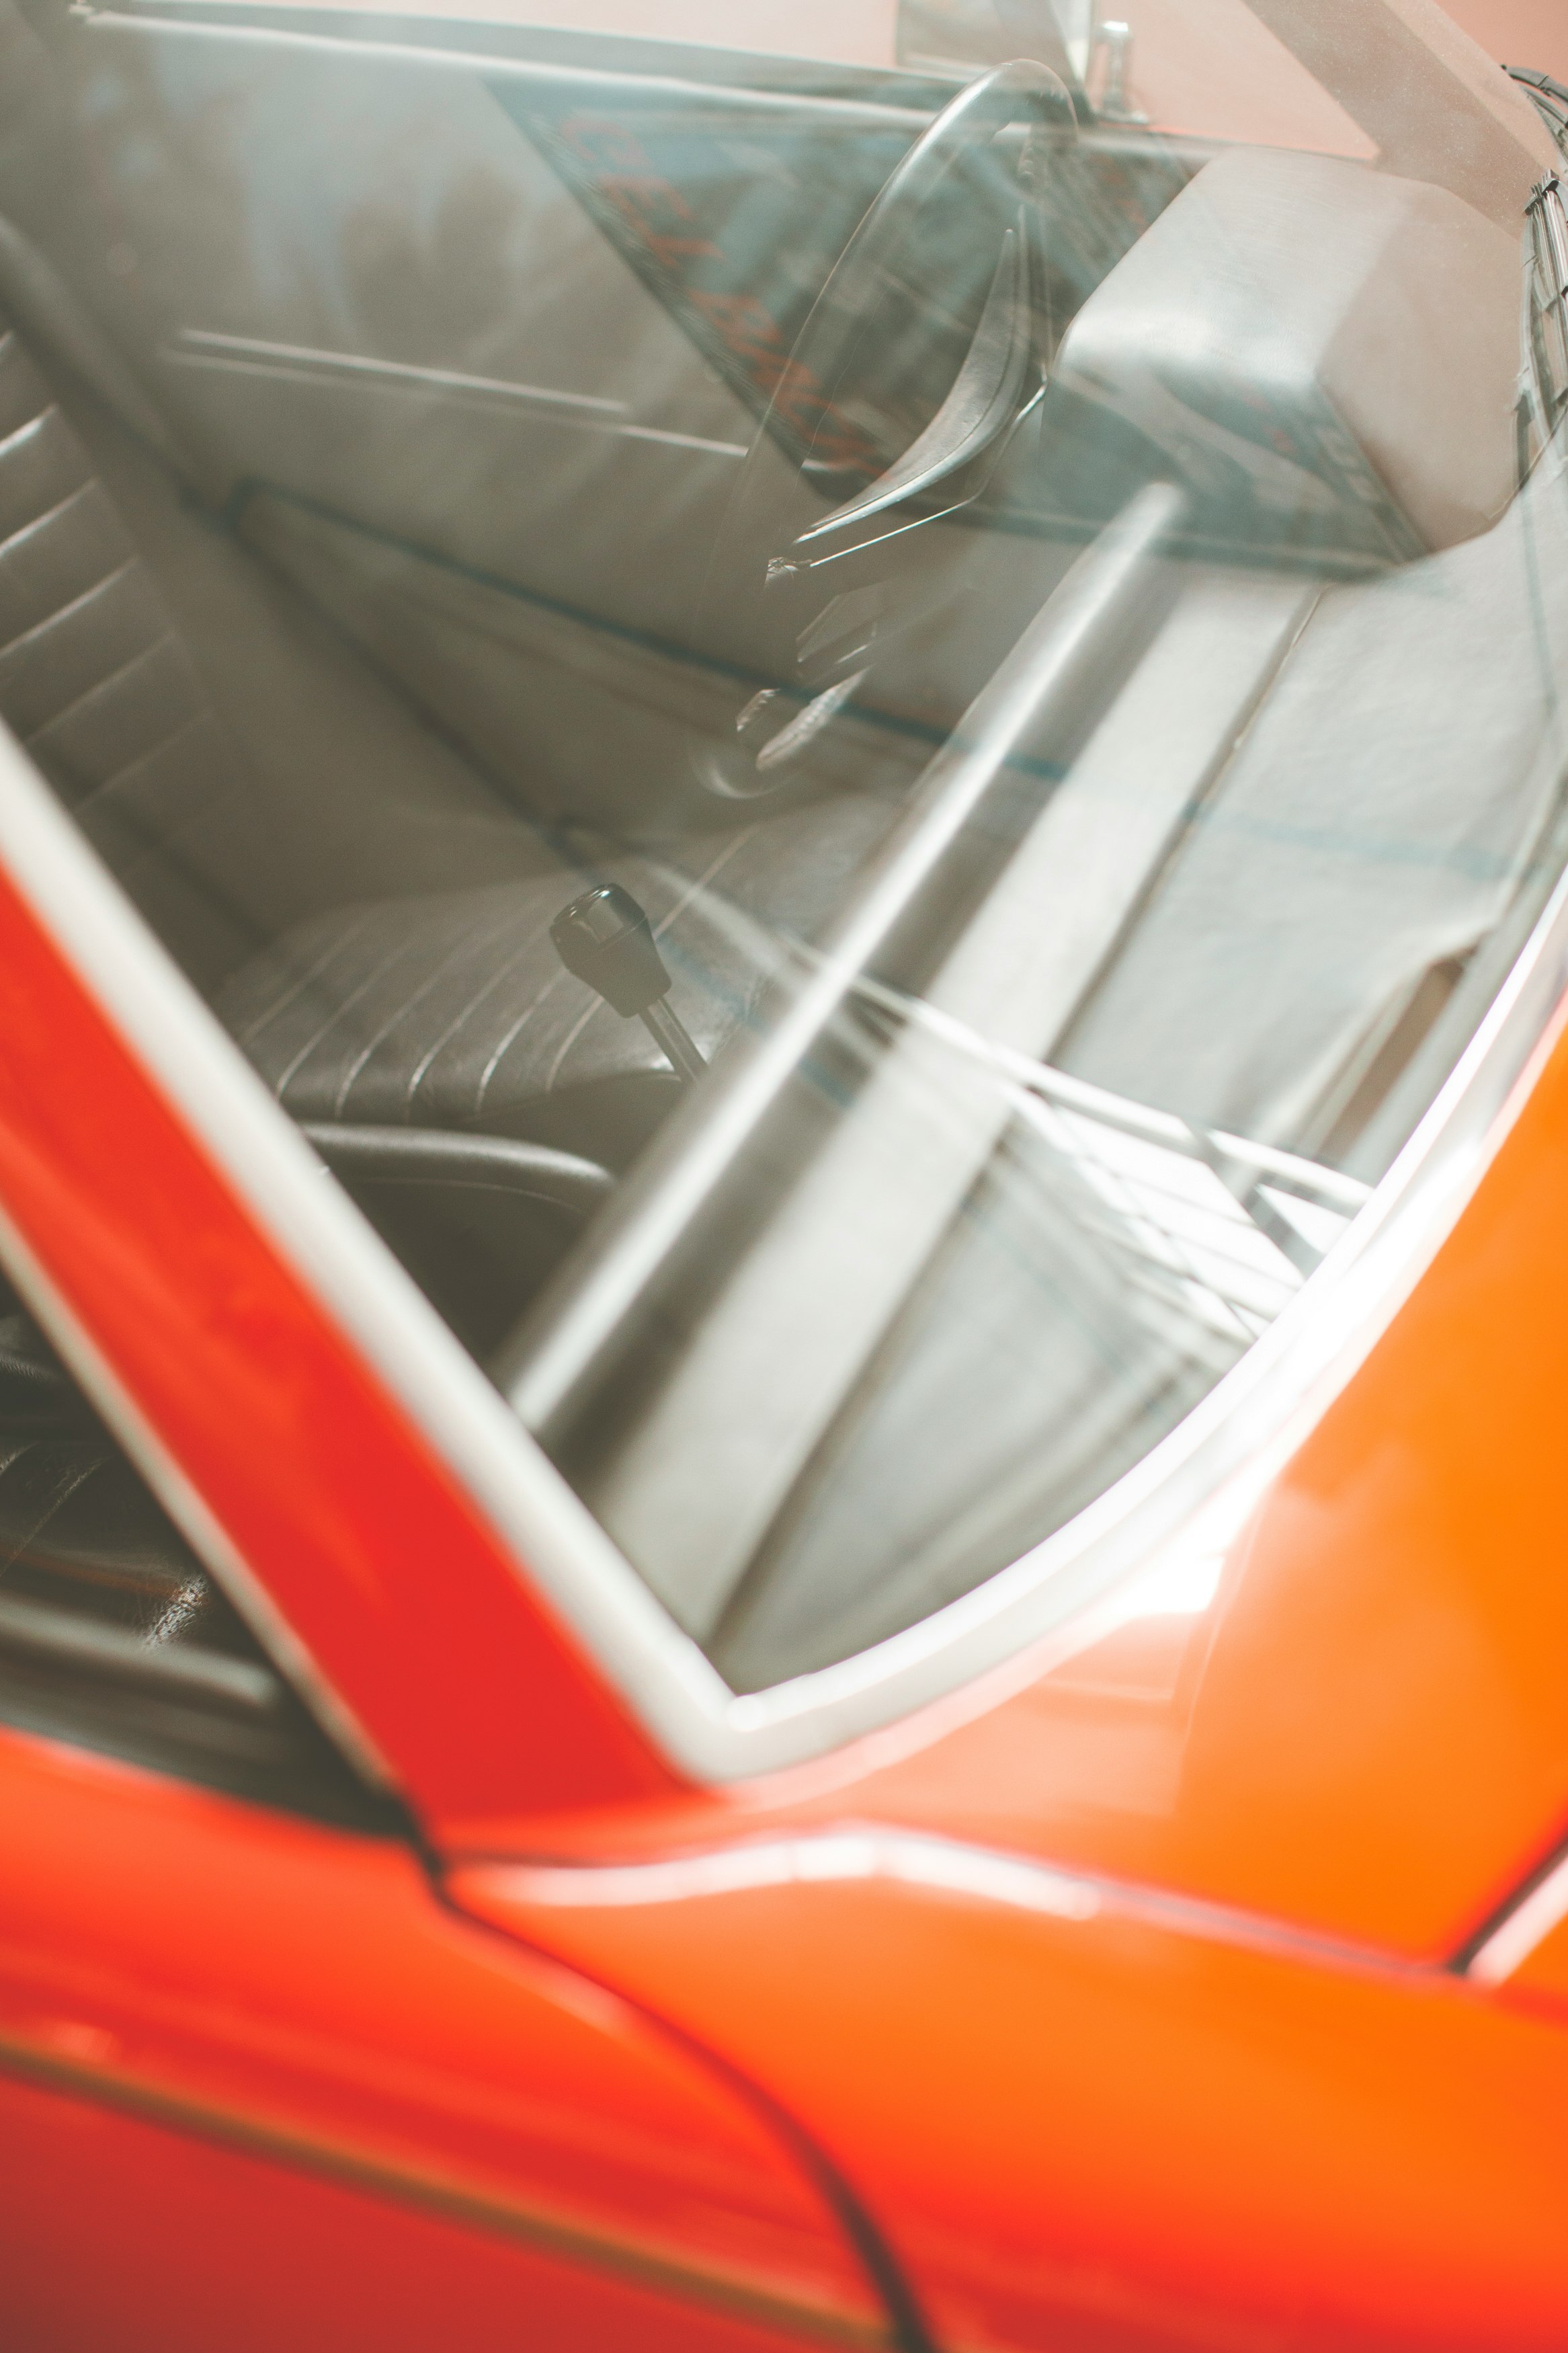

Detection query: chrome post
xmin=1095 ymin=19 xmax=1148 ymax=124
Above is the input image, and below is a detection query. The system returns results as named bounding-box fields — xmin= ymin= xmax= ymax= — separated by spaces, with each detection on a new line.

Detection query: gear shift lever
xmin=550 ymin=885 xmax=707 ymax=1086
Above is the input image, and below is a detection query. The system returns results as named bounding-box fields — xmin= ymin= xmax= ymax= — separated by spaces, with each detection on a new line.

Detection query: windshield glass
xmin=1 ymin=0 xmax=1565 ymax=1696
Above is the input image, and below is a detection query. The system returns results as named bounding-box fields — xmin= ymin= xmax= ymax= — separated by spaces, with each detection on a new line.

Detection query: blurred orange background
xmin=1444 ymin=1 xmax=1568 ymax=77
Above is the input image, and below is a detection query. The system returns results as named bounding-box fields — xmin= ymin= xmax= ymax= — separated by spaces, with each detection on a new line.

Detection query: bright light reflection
xmin=505 ymin=1832 xmax=1101 ymax=1921
xmin=1127 ymin=1550 xmax=1226 ymax=1618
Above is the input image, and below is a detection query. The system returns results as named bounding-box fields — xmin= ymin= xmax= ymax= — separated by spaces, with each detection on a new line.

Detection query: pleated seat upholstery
xmin=214 ymin=793 xmax=898 ymax=1154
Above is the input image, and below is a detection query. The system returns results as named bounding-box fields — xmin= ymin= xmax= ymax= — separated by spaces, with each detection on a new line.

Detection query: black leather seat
xmin=0 ymin=1290 xmax=397 ymax=1819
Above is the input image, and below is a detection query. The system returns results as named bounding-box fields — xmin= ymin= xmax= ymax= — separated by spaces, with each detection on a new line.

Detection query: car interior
xmin=0 ymin=0 xmax=1564 ymax=1770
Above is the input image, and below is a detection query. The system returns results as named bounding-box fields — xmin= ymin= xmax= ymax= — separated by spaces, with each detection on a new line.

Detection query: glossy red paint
xmin=0 ymin=1723 xmax=888 ymax=2350
xmin=0 ymin=2070 xmax=864 ymax=2353
xmin=0 ymin=856 xmax=684 ymax=1833
xmin=458 ymin=1852 xmax=1568 ymax=2353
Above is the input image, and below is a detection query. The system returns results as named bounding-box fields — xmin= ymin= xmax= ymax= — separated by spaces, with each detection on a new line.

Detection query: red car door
xmin=0 ymin=1731 xmax=892 ymax=2353
xmin=0 ymin=783 xmax=897 ymax=2352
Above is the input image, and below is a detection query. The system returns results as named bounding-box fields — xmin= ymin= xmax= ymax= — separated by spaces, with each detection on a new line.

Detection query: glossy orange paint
xmin=0 ymin=856 xmax=685 ymax=1833
xmin=458 ymin=1851 xmax=1568 ymax=2353
xmin=769 ymin=1006 xmax=1568 ymax=1959
xmin=441 ymin=1013 xmax=1568 ymax=1966
xmin=0 ymin=1722 xmax=889 ymax=2350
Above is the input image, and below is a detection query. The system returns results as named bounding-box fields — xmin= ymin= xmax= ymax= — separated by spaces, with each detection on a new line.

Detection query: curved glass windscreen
xmin=1 ymin=0 xmax=1565 ymax=1692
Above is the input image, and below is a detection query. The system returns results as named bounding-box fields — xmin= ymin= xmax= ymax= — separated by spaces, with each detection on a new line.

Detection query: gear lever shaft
xmin=550 ymin=884 xmax=707 ymax=1086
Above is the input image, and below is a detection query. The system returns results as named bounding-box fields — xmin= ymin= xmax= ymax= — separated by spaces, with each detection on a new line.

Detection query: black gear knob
xmin=550 ymin=884 xmax=707 ymax=1086
xmin=550 ymin=883 xmax=671 ymax=1017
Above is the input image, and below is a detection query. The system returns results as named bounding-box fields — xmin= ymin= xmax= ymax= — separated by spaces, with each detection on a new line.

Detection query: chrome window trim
xmin=487 ymin=1825 xmax=1402 ymax=1975
xmin=1468 ymin=1851 xmax=1568 ymax=1985
xmin=1 ymin=574 xmax=1567 ymax=1785
xmin=1528 ymin=175 xmax=1568 ymax=436
xmin=85 ymin=6 xmax=935 ymax=130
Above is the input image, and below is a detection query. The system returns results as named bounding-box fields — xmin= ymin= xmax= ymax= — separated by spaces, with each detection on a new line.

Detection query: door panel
xmin=0 ymin=2069 xmax=847 ymax=2353
xmin=460 ymin=1843 xmax=1568 ymax=2353
xmin=0 ymin=1725 xmax=887 ymax=2351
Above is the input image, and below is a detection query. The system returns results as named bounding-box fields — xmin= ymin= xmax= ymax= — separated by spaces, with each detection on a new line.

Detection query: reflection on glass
xmin=0 ymin=0 xmax=1563 ymax=1692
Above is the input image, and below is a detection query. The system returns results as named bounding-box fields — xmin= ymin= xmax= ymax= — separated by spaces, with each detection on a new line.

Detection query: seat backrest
xmin=0 ymin=305 xmax=263 ymax=989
